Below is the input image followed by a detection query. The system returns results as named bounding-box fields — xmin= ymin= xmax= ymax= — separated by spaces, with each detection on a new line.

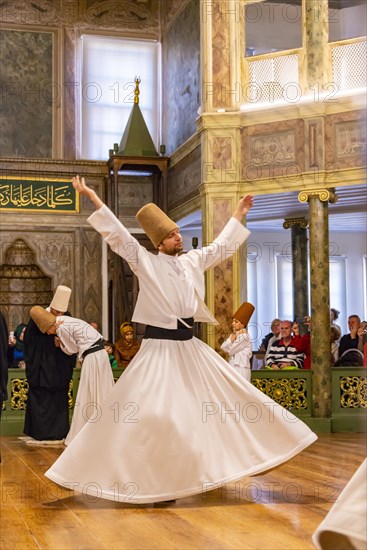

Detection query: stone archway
xmin=0 ymin=239 xmax=53 ymax=330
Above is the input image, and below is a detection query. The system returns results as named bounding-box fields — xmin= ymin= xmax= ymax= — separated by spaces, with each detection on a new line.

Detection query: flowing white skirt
xmin=312 ymin=459 xmax=367 ymax=550
xmin=46 ymin=338 xmax=317 ymax=503
xmin=65 ymin=349 xmax=115 ymax=445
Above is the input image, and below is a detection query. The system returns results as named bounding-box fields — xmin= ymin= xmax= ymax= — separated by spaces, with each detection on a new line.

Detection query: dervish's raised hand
xmin=233 ymin=195 xmax=254 ymax=222
xmin=72 ymin=175 xmax=103 ymax=209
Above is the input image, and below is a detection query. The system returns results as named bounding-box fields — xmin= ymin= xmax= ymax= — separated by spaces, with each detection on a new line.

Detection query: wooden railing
xmin=1 ymin=366 xmax=366 ymax=435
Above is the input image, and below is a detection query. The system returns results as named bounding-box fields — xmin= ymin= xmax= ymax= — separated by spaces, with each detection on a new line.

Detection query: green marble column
xmin=304 ymin=0 xmax=329 ymax=92
xmin=283 ymin=218 xmax=309 ymax=333
xmin=299 ymin=189 xmax=337 ymax=422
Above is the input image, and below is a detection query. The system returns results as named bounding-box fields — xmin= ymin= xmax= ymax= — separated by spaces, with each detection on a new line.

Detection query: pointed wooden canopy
xmin=118 ymin=77 xmax=159 ymax=157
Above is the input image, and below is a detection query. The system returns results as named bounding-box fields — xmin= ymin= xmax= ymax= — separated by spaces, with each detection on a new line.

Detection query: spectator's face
xmin=104 ymin=345 xmax=113 ymax=354
xmin=19 ymin=327 xmax=26 ymax=341
xmin=124 ymin=331 xmax=134 ymax=342
xmin=348 ymin=317 xmax=360 ymax=331
xmin=271 ymin=321 xmax=281 ymax=335
xmin=280 ymin=323 xmax=292 ymax=338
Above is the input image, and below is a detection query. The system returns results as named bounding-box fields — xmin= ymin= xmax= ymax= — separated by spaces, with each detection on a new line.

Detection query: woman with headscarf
xmin=114 ymin=322 xmax=141 ymax=369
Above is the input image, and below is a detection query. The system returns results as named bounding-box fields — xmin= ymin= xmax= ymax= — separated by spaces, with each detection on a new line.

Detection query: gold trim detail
xmin=251 ymin=377 xmax=308 ymax=409
xmin=340 ymin=376 xmax=367 ymax=408
xmin=10 ymin=378 xmax=29 ymax=410
xmin=298 ymin=189 xmax=338 ymax=204
xmin=283 ymin=217 xmax=308 ymax=229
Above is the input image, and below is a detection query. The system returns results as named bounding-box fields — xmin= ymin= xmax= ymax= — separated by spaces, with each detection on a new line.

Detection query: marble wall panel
xmin=0 ymin=29 xmax=53 ymax=158
xmin=212 ymin=0 xmax=230 ymax=109
xmin=167 ymin=146 xmax=201 ymax=211
xmin=211 ymin=137 xmax=232 ymax=171
xmin=117 ymin=179 xmax=153 ymax=215
xmin=63 ymin=27 xmax=77 ymax=159
xmin=241 ymin=119 xmax=305 ymax=181
xmin=212 ymin=198 xmax=233 ymax=354
xmin=325 ymin=111 xmax=366 ymax=170
xmin=0 ymin=0 xmax=159 ymax=34
xmin=161 ymin=0 xmax=200 ymax=154
xmin=160 ymin=0 xmax=188 ymax=33
xmin=80 ymin=228 xmax=102 ymax=325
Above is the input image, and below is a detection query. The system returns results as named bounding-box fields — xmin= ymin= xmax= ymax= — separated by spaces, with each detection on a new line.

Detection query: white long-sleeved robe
xmin=221 ymin=331 xmax=253 ymax=381
xmin=55 ymin=316 xmax=115 ymax=445
xmin=45 ymin=205 xmax=317 ymax=504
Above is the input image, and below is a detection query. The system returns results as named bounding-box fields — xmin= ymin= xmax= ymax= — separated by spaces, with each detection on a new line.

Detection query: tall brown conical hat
xmin=233 ymin=302 xmax=255 ymax=327
xmin=30 ymin=306 xmax=56 ymax=333
xmin=136 ymin=203 xmax=178 ymax=248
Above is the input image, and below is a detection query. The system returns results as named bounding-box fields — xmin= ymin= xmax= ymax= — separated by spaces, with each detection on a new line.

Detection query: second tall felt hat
xmin=136 ymin=203 xmax=178 ymax=248
xmin=50 ymin=285 xmax=71 ymax=312
xmin=233 ymin=302 xmax=255 ymax=327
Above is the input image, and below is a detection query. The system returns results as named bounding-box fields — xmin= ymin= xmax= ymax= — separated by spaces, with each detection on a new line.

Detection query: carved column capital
xmin=283 ymin=217 xmax=309 ymax=230
xmin=298 ymin=188 xmax=338 ymax=204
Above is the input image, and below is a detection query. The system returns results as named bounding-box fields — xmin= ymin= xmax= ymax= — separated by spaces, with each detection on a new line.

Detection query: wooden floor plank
xmin=1 ymin=434 xmax=366 ymax=550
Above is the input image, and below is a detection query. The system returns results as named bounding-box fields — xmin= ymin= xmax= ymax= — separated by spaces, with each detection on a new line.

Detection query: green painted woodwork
xmin=2 ymin=367 xmax=366 ymax=435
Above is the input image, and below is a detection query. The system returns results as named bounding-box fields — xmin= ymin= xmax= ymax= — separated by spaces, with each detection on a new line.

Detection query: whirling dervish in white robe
xmin=45 ymin=181 xmax=317 ymax=504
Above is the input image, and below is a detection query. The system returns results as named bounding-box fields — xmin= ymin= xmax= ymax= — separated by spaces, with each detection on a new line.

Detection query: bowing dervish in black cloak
xmin=23 ymin=315 xmax=76 ymax=440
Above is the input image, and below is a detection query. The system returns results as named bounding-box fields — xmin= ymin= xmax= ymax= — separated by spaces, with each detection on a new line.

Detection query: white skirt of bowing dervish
xmin=45 ymin=337 xmax=317 ymax=503
xmin=65 ymin=349 xmax=115 ymax=446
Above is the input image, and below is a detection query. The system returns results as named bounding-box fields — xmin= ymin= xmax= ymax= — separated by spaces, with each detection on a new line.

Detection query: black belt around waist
xmin=82 ymin=339 xmax=105 ymax=359
xmin=144 ymin=318 xmax=194 ymax=341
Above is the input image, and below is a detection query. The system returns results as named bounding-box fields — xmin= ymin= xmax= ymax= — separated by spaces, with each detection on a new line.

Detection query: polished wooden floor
xmin=1 ymin=433 xmax=366 ymax=550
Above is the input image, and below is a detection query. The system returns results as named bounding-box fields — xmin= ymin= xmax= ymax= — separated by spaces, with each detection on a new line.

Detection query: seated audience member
xmin=114 ymin=322 xmax=141 ymax=369
xmin=104 ymin=341 xmax=118 ymax=369
xmin=357 ymin=321 xmax=367 ymax=367
xmin=335 ymin=321 xmax=367 ymax=367
xmin=259 ymin=318 xmax=281 ymax=353
xmin=266 ymin=320 xmax=304 ymax=369
xmin=330 ymin=308 xmax=342 ymax=339
xmin=338 ymin=315 xmax=360 ymax=358
xmin=330 ymin=325 xmax=341 ymax=365
xmin=292 ymin=317 xmax=311 ymax=369
xmin=221 ymin=302 xmax=254 ymax=382
xmin=8 ymin=323 xmax=27 ymax=368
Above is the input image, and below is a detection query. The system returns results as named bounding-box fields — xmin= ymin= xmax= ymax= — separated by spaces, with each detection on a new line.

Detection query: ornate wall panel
xmin=161 ymin=0 xmax=200 ymax=154
xmin=0 ymin=239 xmax=53 ymax=329
xmin=0 ymin=0 xmax=159 ymax=33
xmin=117 ymin=178 xmax=153 ymax=215
xmin=241 ymin=120 xmax=305 ymax=181
xmin=0 ymin=230 xmax=76 ymax=324
xmin=211 ymin=137 xmax=232 ymax=171
xmin=0 ymin=29 xmax=53 ymax=158
xmin=325 ymin=111 xmax=366 ymax=170
xmin=167 ymin=145 xmax=201 ymax=211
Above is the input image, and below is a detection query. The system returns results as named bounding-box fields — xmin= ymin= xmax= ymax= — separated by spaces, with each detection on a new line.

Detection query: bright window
xmin=80 ymin=36 xmax=159 ymax=160
xmin=275 ymin=254 xmax=294 ymax=320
